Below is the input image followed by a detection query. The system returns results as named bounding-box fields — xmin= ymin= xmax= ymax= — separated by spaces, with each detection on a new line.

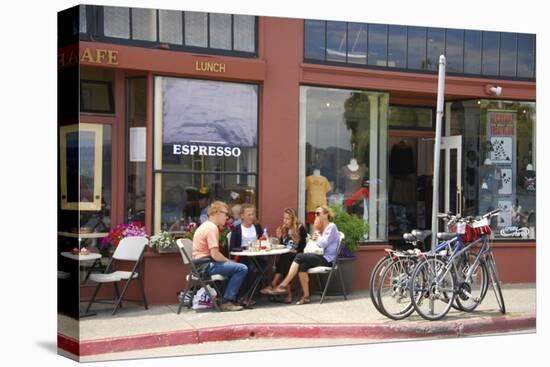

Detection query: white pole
xmin=431 ymin=55 xmax=446 ymax=249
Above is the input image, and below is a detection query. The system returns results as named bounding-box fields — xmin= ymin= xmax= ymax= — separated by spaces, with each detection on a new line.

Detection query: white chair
xmin=307 ymin=231 xmax=348 ymax=304
xmin=85 ymin=236 xmax=149 ymax=316
xmin=176 ymin=238 xmax=226 ymax=313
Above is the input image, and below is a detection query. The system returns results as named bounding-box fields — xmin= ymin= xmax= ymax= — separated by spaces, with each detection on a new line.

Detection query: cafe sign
xmin=58 ymin=47 xmax=119 ymax=68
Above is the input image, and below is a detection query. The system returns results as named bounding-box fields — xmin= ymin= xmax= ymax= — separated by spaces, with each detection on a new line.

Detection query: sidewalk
xmin=58 ymin=283 xmax=536 ymax=358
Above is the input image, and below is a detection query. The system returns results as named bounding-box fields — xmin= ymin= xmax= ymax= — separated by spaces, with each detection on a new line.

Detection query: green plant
xmin=330 ymin=205 xmax=368 ymax=257
xmin=149 ymin=231 xmax=176 ymax=250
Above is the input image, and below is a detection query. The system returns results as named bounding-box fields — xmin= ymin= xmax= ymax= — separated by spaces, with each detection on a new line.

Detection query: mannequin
xmin=306 ymin=168 xmax=331 ymax=225
xmin=347 ymin=158 xmax=359 ymax=172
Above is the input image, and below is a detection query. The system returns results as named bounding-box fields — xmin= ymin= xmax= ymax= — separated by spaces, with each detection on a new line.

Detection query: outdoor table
xmin=60 ymin=251 xmax=103 ymax=318
xmin=230 ymin=247 xmax=290 ymax=306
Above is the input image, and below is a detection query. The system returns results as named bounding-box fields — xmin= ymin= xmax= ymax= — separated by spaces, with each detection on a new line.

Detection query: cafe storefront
xmin=58 ymin=5 xmax=536 ymax=306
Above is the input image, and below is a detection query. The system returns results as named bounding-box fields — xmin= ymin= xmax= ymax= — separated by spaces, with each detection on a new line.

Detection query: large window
xmin=304 ymin=20 xmax=535 ymax=79
xmin=154 ymin=77 xmax=258 ymax=233
xmin=299 ymin=86 xmax=389 ymax=241
xmin=448 ymin=100 xmax=536 ymax=240
xmin=81 ymin=6 xmax=257 ymax=57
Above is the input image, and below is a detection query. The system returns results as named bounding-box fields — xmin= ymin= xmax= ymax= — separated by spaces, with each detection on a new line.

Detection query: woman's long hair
xmin=279 ymin=208 xmax=302 ymax=243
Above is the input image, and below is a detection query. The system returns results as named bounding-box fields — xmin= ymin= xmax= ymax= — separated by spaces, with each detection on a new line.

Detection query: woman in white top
xmin=268 ymin=205 xmax=340 ymax=305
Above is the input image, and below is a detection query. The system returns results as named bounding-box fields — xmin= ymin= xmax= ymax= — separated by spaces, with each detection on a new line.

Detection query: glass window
xmin=233 ymin=15 xmax=255 ymax=52
xmin=407 ymin=26 xmax=427 ymax=70
xmin=347 ymin=23 xmax=367 ymax=65
xmin=446 ymin=29 xmax=464 ymax=73
xmin=517 ymin=34 xmax=535 ymax=78
xmin=209 ymin=13 xmax=232 ymax=50
xmin=299 ymin=86 xmax=389 ymax=241
xmin=389 ymin=106 xmax=433 ymax=128
xmin=127 ymin=78 xmax=147 ymax=224
xmin=131 ymin=8 xmax=157 ymax=42
xmin=449 ymin=100 xmax=536 ymax=240
xmin=79 ymin=5 xmax=87 ymax=34
xmin=426 ymin=28 xmax=445 ymax=71
xmin=326 ymin=21 xmax=347 ymax=63
xmin=185 ymin=11 xmax=208 ymax=47
xmin=388 ymin=25 xmax=407 ymax=68
xmin=159 ymin=9 xmax=183 ymax=45
xmin=304 ymin=20 xmax=326 ymax=60
xmin=499 ymin=32 xmax=517 ymax=77
xmin=464 ymin=30 xmax=482 ymax=74
xmin=368 ymin=24 xmax=388 ymax=67
xmin=154 ymin=77 xmax=258 ymax=232
xmin=482 ymin=31 xmax=500 ymax=76
xmin=103 ymin=6 xmax=130 ymax=39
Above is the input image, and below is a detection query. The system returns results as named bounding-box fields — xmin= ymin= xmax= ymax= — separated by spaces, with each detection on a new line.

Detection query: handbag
xmin=304 ymin=239 xmax=324 ymax=255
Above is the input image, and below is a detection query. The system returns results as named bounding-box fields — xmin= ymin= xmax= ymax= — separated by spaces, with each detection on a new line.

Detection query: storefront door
xmin=440 ymin=135 xmax=462 ymax=218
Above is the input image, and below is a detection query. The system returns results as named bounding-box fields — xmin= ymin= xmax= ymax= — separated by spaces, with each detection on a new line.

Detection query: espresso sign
xmin=172 ymin=144 xmax=242 ymax=157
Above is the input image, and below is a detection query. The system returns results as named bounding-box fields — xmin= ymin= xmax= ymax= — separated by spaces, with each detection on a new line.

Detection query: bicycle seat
xmin=412 ymin=229 xmax=431 ymax=242
xmin=437 ymin=232 xmax=457 ymax=241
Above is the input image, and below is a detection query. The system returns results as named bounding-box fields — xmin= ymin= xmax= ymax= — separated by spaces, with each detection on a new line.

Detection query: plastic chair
xmin=307 ymin=231 xmax=348 ymax=304
xmin=176 ymin=238 xmax=226 ymax=313
xmin=85 ymin=236 xmax=149 ymax=316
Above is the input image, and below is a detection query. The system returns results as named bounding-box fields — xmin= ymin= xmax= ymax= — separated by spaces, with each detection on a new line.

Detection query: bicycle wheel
xmin=454 ymin=252 xmax=489 ymax=312
xmin=369 ymin=255 xmax=393 ymax=315
xmin=410 ymin=257 xmax=455 ymax=321
xmin=376 ymin=257 xmax=417 ymax=320
xmin=485 ymin=252 xmax=506 ymax=314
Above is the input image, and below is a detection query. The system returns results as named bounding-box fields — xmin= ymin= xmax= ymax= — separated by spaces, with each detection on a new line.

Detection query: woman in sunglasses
xmin=260 ymin=208 xmax=308 ymax=303
xmin=267 ymin=205 xmax=339 ymax=305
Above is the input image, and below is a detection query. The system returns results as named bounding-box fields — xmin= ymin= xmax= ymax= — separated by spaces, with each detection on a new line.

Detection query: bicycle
xmin=409 ymin=209 xmax=504 ymax=321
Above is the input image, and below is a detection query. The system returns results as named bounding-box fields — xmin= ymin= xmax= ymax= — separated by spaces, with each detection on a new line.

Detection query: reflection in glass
xmin=517 ymin=34 xmax=535 ymax=78
xmin=464 ymin=30 xmax=482 ymax=74
xmin=407 ymin=26 xmax=427 ymax=70
xmin=326 ymin=21 xmax=347 ymax=63
xmin=499 ymin=32 xmax=517 ymax=77
xmin=154 ymin=77 xmax=259 ymax=233
xmin=426 ymin=28 xmax=445 ymax=71
xmin=300 ymin=86 xmax=389 ymax=241
xmin=159 ymin=9 xmax=183 ymax=45
xmin=185 ymin=11 xmax=208 ymax=47
xmin=368 ymin=24 xmax=388 ymax=67
xmin=388 ymin=25 xmax=407 ymax=68
xmin=482 ymin=31 xmax=500 ymax=76
xmin=389 ymin=106 xmax=433 ymax=128
xmin=304 ymin=20 xmax=326 ymax=60
xmin=448 ymin=100 xmax=536 ymax=239
xmin=446 ymin=29 xmax=464 ymax=73
xmin=347 ymin=23 xmax=367 ymax=65
xmin=209 ymin=13 xmax=232 ymax=50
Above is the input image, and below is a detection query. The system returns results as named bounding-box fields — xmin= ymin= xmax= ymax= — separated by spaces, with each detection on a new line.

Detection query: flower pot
xmin=157 ymin=246 xmax=179 ymax=254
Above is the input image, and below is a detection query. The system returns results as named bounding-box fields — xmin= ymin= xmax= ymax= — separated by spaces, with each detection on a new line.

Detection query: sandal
xmin=295 ymin=297 xmax=311 ymax=305
xmin=269 ymin=285 xmax=288 ymax=295
xmin=259 ymin=286 xmax=273 ymax=295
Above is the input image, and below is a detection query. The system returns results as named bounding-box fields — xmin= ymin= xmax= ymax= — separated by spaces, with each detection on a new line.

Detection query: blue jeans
xmin=207 ymin=261 xmax=248 ymax=302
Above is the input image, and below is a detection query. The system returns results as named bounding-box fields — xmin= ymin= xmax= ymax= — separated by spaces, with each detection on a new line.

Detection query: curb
xmin=58 ymin=313 xmax=535 ymax=357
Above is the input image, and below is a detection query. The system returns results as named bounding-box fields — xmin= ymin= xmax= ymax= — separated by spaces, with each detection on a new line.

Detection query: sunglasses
xmin=315 ymin=211 xmax=325 ymax=216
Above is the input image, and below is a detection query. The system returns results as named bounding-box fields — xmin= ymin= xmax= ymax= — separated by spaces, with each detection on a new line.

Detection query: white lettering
xmin=172 ymin=144 xmax=243 ymax=157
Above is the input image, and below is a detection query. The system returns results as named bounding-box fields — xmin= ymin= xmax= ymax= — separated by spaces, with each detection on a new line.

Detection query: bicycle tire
xmin=455 ymin=252 xmax=489 ymax=312
xmin=376 ymin=257 xmax=417 ymax=320
xmin=369 ymin=255 xmax=393 ymax=315
xmin=486 ymin=252 xmax=506 ymax=314
xmin=410 ymin=257 xmax=455 ymax=321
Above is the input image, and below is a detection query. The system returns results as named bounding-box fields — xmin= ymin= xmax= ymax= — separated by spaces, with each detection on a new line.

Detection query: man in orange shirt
xmin=192 ymin=201 xmax=248 ymax=311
